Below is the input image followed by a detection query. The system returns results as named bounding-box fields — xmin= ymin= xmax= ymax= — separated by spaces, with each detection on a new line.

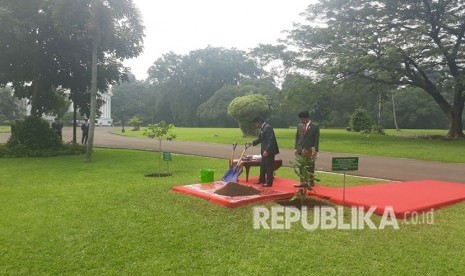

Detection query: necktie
xmin=303 ymin=123 xmax=307 ymax=135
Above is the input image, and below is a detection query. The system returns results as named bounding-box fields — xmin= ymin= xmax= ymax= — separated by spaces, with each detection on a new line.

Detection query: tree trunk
xmin=391 ymin=92 xmax=399 ymax=130
xmin=445 ymin=81 xmax=465 ymax=139
xmin=425 ymin=84 xmax=464 ymax=139
xmin=377 ymin=92 xmax=382 ymax=126
xmin=446 ymin=104 xmax=465 ymax=139
xmin=31 ymin=80 xmax=40 ymax=117
xmin=73 ymin=102 xmax=77 ymax=144
xmin=86 ymin=2 xmax=100 ymax=162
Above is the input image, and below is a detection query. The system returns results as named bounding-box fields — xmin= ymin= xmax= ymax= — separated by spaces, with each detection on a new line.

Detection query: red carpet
xmin=172 ymin=177 xmax=465 ymax=215
xmin=310 ymin=179 xmax=465 ymax=216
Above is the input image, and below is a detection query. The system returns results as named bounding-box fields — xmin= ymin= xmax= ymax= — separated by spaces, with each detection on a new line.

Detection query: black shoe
xmin=262 ymin=183 xmax=272 ymax=187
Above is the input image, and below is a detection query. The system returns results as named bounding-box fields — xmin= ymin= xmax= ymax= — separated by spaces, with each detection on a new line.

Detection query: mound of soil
xmin=214 ymin=182 xmax=261 ymax=197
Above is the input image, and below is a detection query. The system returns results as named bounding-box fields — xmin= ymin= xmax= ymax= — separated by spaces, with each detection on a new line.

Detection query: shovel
xmin=221 ymin=144 xmax=249 ymax=182
xmin=229 ymin=143 xmax=238 ymax=166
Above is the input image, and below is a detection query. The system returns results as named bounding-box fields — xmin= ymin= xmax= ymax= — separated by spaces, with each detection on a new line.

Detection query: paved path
xmin=1 ymin=127 xmax=465 ymax=183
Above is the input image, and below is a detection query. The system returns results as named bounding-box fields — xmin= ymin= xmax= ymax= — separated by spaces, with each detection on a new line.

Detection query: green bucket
xmin=199 ymin=169 xmax=215 ymax=183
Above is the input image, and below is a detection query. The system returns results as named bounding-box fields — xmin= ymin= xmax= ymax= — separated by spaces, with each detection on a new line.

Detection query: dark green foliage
xmin=371 ymin=124 xmax=385 ymax=134
xmin=148 ymin=47 xmax=265 ymax=126
xmin=381 ymin=88 xmax=449 ymax=129
xmin=111 ymin=81 xmax=158 ymax=125
xmin=197 ymin=79 xmax=278 ymax=127
xmin=1 ymin=116 xmax=85 ymax=157
xmin=8 ymin=117 xmax=62 ymax=150
xmin=284 ymin=0 xmax=465 ymax=138
xmin=349 ymin=108 xmax=374 ymax=132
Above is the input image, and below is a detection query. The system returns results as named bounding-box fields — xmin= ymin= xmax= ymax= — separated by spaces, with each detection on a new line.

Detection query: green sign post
xmin=332 ymin=157 xmax=359 ymax=171
xmin=162 ymin=152 xmax=172 ymax=161
xmin=162 ymin=152 xmax=172 ymax=173
xmin=332 ymin=157 xmax=359 ymax=203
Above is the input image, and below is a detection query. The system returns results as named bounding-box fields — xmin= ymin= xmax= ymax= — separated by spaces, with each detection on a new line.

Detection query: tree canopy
xmin=0 ymin=0 xmax=143 ymax=118
xmin=283 ymin=0 xmax=465 ymax=138
xmin=197 ymin=78 xmax=278 ymax=127
xmin=111 ymin=80 xmax=158 ymax=124
xmin=0 ymin=0 xmax=144 ymax=162
xmin=147 ymin=47 xmax=265 ymax=126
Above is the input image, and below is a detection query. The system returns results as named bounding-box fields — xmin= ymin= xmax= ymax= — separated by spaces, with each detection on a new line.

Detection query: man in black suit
xmin=51 ymin=118 xmax=63 ymax=140
xmin=247 ymin=116 xmax=279 ymax=187
xmin=81 ymin=118 xmax=89 ymax=145
xmin=294 ymin=111 xmax=320 ymax=185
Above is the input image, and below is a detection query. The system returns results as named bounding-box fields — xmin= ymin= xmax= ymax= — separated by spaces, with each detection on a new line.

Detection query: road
xmin=1 ymin=127 xmax=465 ymax=183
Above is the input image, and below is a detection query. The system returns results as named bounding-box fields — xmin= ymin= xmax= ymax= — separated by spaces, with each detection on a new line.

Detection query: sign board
xmin=162 ymin=152 xmax=172 ymax=161
xmin=332 ymin=157 xmax=359 ymax=171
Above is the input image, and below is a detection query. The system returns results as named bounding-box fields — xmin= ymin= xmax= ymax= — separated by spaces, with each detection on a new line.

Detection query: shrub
xmin=128 ymin=116 xmax=142 ymax=131
xmin=8 ymin=117 xmax=62 ymax=150
xmin=1 ymin=116 xmax=86 ymax=158
xmin=349 ymin=108 xmax=374 ymax=132
xmin=371 ymin=124 xmax=385 ymax=134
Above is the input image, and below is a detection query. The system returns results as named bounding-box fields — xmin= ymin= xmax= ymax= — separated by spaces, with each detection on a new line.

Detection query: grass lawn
xmin=0 ymin=125 xmax=10 ymax=133
xmin=114 ymin=128 xmax=465 ymax=163
xmin=1 ymin=148 xmax=464 ymax=274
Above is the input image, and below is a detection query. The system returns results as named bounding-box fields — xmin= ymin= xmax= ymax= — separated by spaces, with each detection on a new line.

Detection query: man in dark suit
xmin=81 ymin=118 xmax=89 ymax=145
xmin=294 ymin=111 xmax=320 ymax=185
xmin=247 ymin=116 xmax=279 ymax=187
xmin=51 ymin=117 xmax=63 ymax=140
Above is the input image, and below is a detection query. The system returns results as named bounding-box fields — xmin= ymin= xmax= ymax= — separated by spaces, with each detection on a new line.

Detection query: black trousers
xmin=259 ymin=153 xmax=275 ymax=185
xmin=81 ymin=132 xmax=88 ymax=144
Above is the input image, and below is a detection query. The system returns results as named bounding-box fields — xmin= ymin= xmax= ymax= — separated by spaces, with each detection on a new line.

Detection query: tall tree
xmin=197 ymin=78 xmax=278 ymax=127
xmin=87 ymin=0 xmax=143 ymax=161
xmin=148 ymin=47 xmax=265 ymax=126
xmin=0 ymin=0 xmax=68 ymax=116
xmin=0 ymin=0 xmax=133 ymax=119
xmin=65 ymin=0 xmax=144 ymax=162
xmin=112 ymin=80 xmax=158 ymax=124
xmin=285 ymin=0 xmax=465 ymax=138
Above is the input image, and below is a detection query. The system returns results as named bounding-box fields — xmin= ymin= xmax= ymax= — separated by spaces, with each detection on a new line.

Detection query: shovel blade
xmin=221 ymin=166 xmax=241 ymax=182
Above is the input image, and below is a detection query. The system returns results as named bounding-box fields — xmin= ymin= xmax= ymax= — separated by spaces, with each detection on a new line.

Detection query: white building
xmin=25 ymin=90 xmax=113 ymax=126
xmin=95 ymin=92 xmax=113 ymax=126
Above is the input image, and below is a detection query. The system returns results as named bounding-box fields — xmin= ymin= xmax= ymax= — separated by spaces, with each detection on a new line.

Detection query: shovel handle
xmin=236 ymin=145 xmax=249 ymax=166
xmin=230 ymin=143 xmax=238 ymax=166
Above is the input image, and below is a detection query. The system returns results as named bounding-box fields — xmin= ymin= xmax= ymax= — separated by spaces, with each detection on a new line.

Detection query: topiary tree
xmin=228 ymin=94 xmax=269 ymax=136
xmin=349 ymin=108 xmax=374 ymax=132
